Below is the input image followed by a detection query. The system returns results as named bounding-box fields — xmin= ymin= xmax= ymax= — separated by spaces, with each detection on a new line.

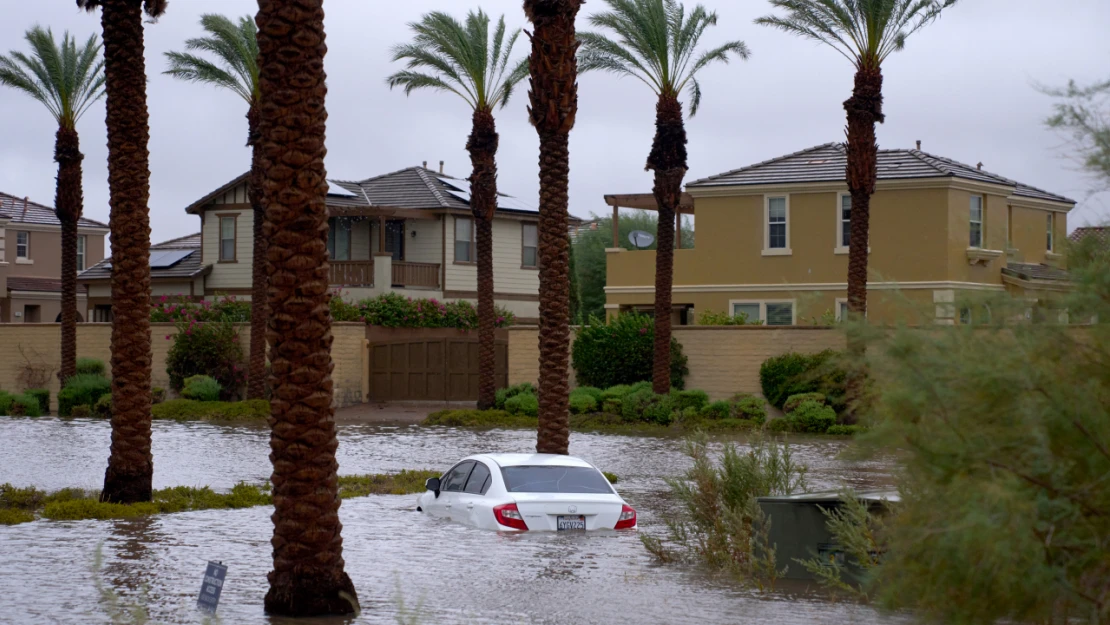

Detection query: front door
xmin=385 ymin=219 xmax=405 ymax=261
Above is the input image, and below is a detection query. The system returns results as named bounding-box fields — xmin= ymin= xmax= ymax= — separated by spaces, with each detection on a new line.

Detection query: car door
xmin=453 ymin=460 xmax=492 ymax=527
xmin=432 ymin=460 xmax=474 ymax=521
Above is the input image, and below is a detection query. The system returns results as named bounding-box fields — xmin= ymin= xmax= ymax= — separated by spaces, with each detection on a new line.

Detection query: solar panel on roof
xmin=149 ymin=249 xmax=193 ymax=268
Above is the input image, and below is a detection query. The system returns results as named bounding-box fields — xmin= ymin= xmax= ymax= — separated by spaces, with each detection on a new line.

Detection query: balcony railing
xmin=330 ymin=260 xmax=374 ymax=286
xmin=393 ymin=261 xmax=440 ymax=289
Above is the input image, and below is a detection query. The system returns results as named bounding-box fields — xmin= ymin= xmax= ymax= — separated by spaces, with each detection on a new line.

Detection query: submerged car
xmin=416 ymin=453 xmax=637 ymax=532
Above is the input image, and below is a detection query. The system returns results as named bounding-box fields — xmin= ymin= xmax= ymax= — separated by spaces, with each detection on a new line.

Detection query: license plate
xmin=557 ymin=515 xmax=586 ymax=531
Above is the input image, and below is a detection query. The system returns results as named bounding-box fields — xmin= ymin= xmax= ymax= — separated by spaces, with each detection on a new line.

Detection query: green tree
xmin=757 ymin=0 xmax=957 ymax=319
xmin=0 ymin=27 xmax=104 ymax=385
xmin=1044 ymin=77 xmax=1110 ymax=190
xmin=568 ymin=235 xmax=582 ymax=324
xmin=579 ymin=0 xmax=748 ymax=394
xmin=164 ymin=14 xmax=267 ymax=400
xmin=387 ymin=9 xmax=528 ymax=410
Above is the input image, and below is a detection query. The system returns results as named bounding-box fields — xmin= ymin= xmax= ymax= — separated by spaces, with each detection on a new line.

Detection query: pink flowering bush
xmin=151 ymin=294 xmax=250 ymax=323
xmin=329 ymin=291 xmax=515 ymax=329
xmin=165 ymin=316 xmax=246 ymax=399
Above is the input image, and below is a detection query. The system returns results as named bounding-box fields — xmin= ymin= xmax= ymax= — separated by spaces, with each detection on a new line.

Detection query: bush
xmin=150 ymin=294 xmax=250 ymax=323
xmin=151 ymin=399 xmax=269 ymax=421
xmin=423 ymin=409 xmax=534 ymax=428
xmin=569 ymin=391 xmax=598 ymax=415
xmin=70 ymin=405 xmax=92 ymax=418
xmin=759 ymin=350 xmax=846 ymax=410
xmin=329 ymin=291 xmax=516 ymax=328
xmin=25 ymin=389 xmax=49 ymax=414
xmin=573 ymin=386 xmax=604 ymax=405
xmin=767 ymin=418 xmax=795 ymax=433
xmin=698 ymin=309 xmax=762 ymax=326
xmin=572 ymin=314 xmax=688 ymax=390
xmin=182 ymin=375 xmax=222 ymax=402
xmin=10 ymin=394 xmax=42 ymax=417
xmin=495 ymin=382 xmax=535 ymax=410
xmin=57 ymin=373 xmax=111 ymax=417
xmin=504 ymin=393 xmax=539 ymax=417
xmin=731 ymin=393 xmax=767 ymax=425
xmin=75 ymin=358 xmax=105 ymax=376
xmin=165 ymin=319 xmax=245 ymax=400
xmin=671 ymin=389 xmax=709 ymax=413
xmin=826 ymin=424 xmax=866 ymax=436
xmin=0 ymin=391 xmax=12 ymax=415
xmin=700 ymin=400 xmax=731 ymax=420
xmin=622 ymin=388 xmax=675 ymax=425
xmin=94 ymin=394 xmax=112 ymax=418
xmin=784 ymin=392 xmax=826 ymax=414
xmin=152 ymin=387 xmax=166 ymax=404
xmin=787 ymin=400 xmax=836 ymax=433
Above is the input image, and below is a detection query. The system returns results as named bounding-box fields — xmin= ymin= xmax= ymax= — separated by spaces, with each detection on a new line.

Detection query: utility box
xmin=756 ymin=490 xmax=898 ymax=582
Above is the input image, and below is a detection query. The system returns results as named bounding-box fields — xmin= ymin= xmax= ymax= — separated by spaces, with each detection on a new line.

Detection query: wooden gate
xmin=368 ymin=337 xmax=508 ymax=402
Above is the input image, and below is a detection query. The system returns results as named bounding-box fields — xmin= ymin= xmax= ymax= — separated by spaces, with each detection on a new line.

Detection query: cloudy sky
xmin=1 ymin=0 xmax=1107 ymax=244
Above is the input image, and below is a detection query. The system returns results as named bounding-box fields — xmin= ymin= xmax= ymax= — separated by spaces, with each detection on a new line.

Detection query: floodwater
xmin=0 ymin=417 xmax=906 ymax=625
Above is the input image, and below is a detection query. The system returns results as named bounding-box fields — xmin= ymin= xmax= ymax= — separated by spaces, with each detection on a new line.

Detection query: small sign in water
xmin=197 ymin=561 xmax=228 ymax=614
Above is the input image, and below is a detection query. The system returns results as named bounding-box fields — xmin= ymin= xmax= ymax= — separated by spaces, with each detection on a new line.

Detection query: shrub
xmin=700 ymin=400 xmax=731 ymax=420
xmin=784 ymin=392 xmax=827 ymax=414
xmin=150 ymin=294 xmax=250 ymax=323
xmin=423 ymin=409 xmax=534 ymax=428
xmin=573 ymin=386 xmax=604 ymax=405
xmin=329 ymin=291 xmax=516 ymax=328
xmin=759 ymin=350 xmax=846 ymax=410
xmin=94 ymin=394 xmax=112 ymax=418
xmin=75 ymin=358 xmax=105 ymax=376
xmin=572 ymin=314 xmax=688 ymax=390
xmin=0 ymin=391 xmax=12 ymax=415
xmin=151 ymin=399 xmax=269 ymax=421
xmin=25 ymin=389 xmax=49 ymax=414
xmin=152 ymin=387 xmax=166 ymax=404
xmin=622 ymin=388 xmax=675 ymax=425
xmin=731 ymin=394 xmax=767 ymax=425
xmin=671 ymin=389 xmax=709 ymax=413
xmin=767 ymin=418 xmax=794 ymax=433
xmin=698 ymin=309 xmax=761 ymax=326
xmin=569 ymin=391 xmax=598 ymax=415
xmin=70 ymin=405 xmax=92 ymax=418
xmin=495 ymin=382 xmax=535 ymax=410
xmin=787 ymin=400 xmax=836 ymax=434
xmin=182 ymin=375 xmax=222 ymax=402
xmin=10 ymin=394 xmax=42 ymax=417
xmin=57 ymin=373 xmax=111 ymax=417
xmin=0 ymin=509 xmax=34 ymax=525
xmin=504 ymin=393 xmax=539 ymax=417
xmin=826 ymin=424 xmax=866 ymax=436
xmin=165 ymin=319 xmax=245 ymax=400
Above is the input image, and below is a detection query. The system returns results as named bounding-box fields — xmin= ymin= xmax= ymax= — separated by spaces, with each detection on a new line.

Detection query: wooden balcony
xmin=330 ymin=260 xmax=374 ymax=286
xmin=392 ymin=261 xmax=441 ymax=289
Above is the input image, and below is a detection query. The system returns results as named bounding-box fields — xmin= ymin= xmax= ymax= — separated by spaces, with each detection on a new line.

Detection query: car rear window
xmin=500 ymin=466 xmax=613 ymax=494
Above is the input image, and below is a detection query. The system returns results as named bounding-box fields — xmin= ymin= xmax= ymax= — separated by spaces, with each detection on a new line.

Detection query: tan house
xmin=0 ymin=192 xmax=108 ymax=323
xmin=604 ymin=143 xmax=1075 ymax=325
xmin=80 ymin=166 xmax=573 ymax=323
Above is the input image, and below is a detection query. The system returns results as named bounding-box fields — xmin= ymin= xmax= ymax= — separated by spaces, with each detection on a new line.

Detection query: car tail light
xmin=493 ymin=503 xmax=529 ymax=531
xmin=614 ymin=504 xmax=637 ymax=530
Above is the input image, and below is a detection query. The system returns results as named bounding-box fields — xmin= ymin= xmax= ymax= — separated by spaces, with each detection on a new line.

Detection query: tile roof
xmin=78 ymin=233 xmax=206 ymax=282
xmin=330 ymin=166 xmax=543 ymax=215
xmin=687 ymin=143 xmax=1075 ymax=204
xmin=1002 ymin=262 xmax=1071 ymax=282
xmin=1069 ymin=226 xmax=1110 ymax=244
xmin=6 ymin=277 xmax=69 ymax=293
xmin=0 ymin=191 xmax=109 ymax=229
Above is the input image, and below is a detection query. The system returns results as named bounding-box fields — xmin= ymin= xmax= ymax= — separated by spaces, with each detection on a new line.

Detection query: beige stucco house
xmin=605 ymin=143 xmax=1075 ymax=325
xmin=0 ymin=191 xmax=107 ymax=323
xmin=81 ymin=166 xmax=571 ymax=323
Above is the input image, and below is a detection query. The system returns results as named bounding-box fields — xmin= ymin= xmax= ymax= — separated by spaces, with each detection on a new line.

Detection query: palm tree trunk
xmin=55 ymin=126 xmax=84 ymax=386
xmin=467 ymin=108 xmax=498 ymax=411
xmin=247 ymin=106 xmax=268 ymax=401
xmin=525 ymin=0 xmax=582 ymax=456
xmin=256 ymin=0 xmax=359 ymax=616
xmin=99 ymin=0 xmax=154 ymax=505
xmin=648 ymin=95 xmax=688 ymax=394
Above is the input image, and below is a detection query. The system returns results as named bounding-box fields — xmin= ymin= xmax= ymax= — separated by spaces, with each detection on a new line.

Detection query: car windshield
xmin=501 ymin=466 xmax=613 ymax=494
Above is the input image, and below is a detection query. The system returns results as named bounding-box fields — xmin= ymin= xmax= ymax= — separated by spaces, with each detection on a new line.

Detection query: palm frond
xmin=0 ymin=26 xmax=105 ymax=128
xmin=163 ymin=14 xmax=259 ymax=106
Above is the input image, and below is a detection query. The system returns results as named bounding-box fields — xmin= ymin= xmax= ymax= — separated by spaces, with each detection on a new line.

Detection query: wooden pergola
xmin=603 ymin=193 xmax=695 ymax=249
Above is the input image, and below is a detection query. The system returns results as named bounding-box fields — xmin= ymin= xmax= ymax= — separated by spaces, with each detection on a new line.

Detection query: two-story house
xmin=0 ymin=192 xmax=107 ymax=323
xmin=604 ymin=143 xmax=1075 ymax=325
xmin=80 ymin=165 xmax=572 ymax=323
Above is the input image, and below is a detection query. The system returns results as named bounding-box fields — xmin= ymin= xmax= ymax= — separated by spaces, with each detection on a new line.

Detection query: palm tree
xmin=77 ymin=0 xmax=165 ymax=504
xmin=164 ymin=15 xmax=267 ymax=401
xmin=387 ymin=10 xmax=528 ymax=411
xmin=254 ymin=0 xmax=359 ymax=616
xmin=524 ymin=0 xmax=583 ymax=455
xmin=0 ymin=27 xmax=105 ymax=386
xmin=757 ymin=0 xmax=956 ymax=319
xmin=580 ymin=0 xmax=748 ymax=394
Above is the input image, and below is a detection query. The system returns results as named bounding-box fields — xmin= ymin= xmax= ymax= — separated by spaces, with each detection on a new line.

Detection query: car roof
xmin=471 ymin=453 xmax=595 ymax=469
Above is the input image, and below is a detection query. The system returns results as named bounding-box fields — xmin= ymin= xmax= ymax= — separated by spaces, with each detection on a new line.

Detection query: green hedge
xmin=783 ymin=392 xmax=826 ymax=414
xmin=25 ymin=389 xmax=49 ymax=414
xmin=75 ymin=358 xmax=105 ymax=376
xmin=572 ymin=313 xmax=688 ymax=390
xmin=182 ymin=375 xmax=222 ymax=402
xmin=495 ymin=383 xmax=534 ymax=410
xmin=759 ymin=350 xmax=846 ymax=410
xmin=151 ymin=399 xmax=269 ymax=421
xmin=786 ymin=400 xmax=837 ymax=433
xmin=58 ymin=374 xmax=111 ymax=417
xmin=1 ymin=392 xmax=42 ymax=417
xmin=504 ymin=393 xmax=539 ymax=417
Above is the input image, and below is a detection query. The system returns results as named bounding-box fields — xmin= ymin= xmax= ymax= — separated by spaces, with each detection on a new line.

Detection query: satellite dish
xmin=628 ymin=230 xmax=655 ymax=249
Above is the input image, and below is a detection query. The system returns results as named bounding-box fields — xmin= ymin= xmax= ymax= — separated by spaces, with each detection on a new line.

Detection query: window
xmin=959 ymin=306 xmax=972 ymax=325
xmin=454 ymin=217 xmax=475 ymax=263
xmin=16 ymin=231 xmax=29 ymax=258
xmin=1046 ymin=213 xmax=1054 ymax=252
xmin=23 ymin=305 xmax=41 ymax=323
xmin=969 ymin=196 xmax=983 ymax=248
xmin=765 ymin=196 xmax=789 ymax=253
xmin=76 ymin=235 xmax=86 ymax=271
xmin=463 ymin=462 xmax=492 ymax=495
xmin=732 ymin=303 xmax=761 ymax=324
xmin=838 ymin=194 xmax=851 ymax=249
xmin=729 ymin=301 xmax=795 ymax=326
xmin=219 ymin=216 xmax=236 ymax=261
xmin=327 ymin=217 xmax=351 ymax=261
xmin=766 ymin=302 xmax=794 ymax=326
xmin=500 ymin=466 xmax=614 ymax=494
xmin=522 ymin=222 xmax=538 ymax=268
xmin=93 ymin=305 xmax=113 ymax=323
xmin=442 ymin=461 xmax=475 ymax=493
xmin=838 ymin=300 xmax=850 ymax=322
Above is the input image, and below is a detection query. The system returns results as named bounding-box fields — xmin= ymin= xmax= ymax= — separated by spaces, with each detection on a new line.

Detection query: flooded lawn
xmin=0 ymin=417 xmax=903 ymax=624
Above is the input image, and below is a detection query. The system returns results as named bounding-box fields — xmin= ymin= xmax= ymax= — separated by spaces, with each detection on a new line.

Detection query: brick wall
xmin=506 ymin=325 xmax=845 ymax=400
xmin=0 ymin=322 xmax=368 ymax=411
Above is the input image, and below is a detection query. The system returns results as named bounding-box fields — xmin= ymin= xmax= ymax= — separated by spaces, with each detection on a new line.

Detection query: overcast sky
xmin=1 ymin=0 xmax=1107 ymax=244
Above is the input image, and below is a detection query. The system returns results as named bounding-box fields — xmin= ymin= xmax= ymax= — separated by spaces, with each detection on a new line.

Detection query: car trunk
xmin=511 ymin=493 xmax=624 ymax=531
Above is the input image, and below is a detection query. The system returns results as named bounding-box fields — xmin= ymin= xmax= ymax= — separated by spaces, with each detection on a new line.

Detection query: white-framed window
xmin=1046 ymin=213 xmax=1054 ymax=252
xmin=836 ymin=298 xmax=849 ymax=322
xmin=76 ymin=235 xmax=86 ymax=271
xmin=16 ymin=231 xmax=29 ymax=258
xmin=729 ymin=300 xmax=795 ymax=326
xmin=327 ymin=217 xmax=351 ymax=261
xmin=454 ymin=216 xmax=475 ymax=263
xmin=522 ymin=222 xmax=538 ymax=268
xmin=969 ymin=195 xmax=984 ymax=248
xmin=732 ymin=302 xmax=761 ymax=324
xmin=837 ymin=194 xmax=851 ymax=251
xmin=219 ymin=215 xmax=237 ymax=261
xmin=763 ymin=195 xmax=790 ymax=255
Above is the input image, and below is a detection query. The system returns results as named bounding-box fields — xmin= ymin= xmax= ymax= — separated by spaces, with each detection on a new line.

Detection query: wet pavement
xmin=0 ymin=417 xmax=904 ymax=624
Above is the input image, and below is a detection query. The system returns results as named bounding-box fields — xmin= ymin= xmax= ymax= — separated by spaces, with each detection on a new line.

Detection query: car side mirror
xmin=426 ymin=477 xmax=441 ymax=498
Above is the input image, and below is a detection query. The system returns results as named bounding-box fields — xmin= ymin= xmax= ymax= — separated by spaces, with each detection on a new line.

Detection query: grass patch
xmin=602 ymin=471 xmax=619 ymax=484
xmin=422 ymin=409 xmax=763 ymax=436
xmin=338 ymin=470 xmax=440 ymax=498
xmin=151 ymin=399 xmax=269 ymax=422
xmin=423 ymin=409 xmax=537 ymax=428
xmin=0 ymin=509 xmax=35 ymax=525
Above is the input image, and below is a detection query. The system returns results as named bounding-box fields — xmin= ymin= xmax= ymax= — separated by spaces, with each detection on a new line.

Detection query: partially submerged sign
xmin=197 ymin=561 xmax=228 ymax=613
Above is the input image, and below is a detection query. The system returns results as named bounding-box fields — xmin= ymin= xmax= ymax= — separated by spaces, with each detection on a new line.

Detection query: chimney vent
xmin=422 ymin=161 xmax=427 ymax=169
xmin=915 ymin=140 xmax=921 ymax=150
xmin=439 ymin=160 xmax=445 ymax=174
xmin=977 ymin=162 xmax=983 ymax=170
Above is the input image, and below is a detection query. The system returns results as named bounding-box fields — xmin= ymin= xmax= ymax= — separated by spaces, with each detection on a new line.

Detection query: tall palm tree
xmin=164 ymin=14 xmax=267 ymax=401
xmin=757 ymin=0 xmax=956 ymax=319
xmin=388 ymin=10 xmax=529 ymax=411
xmin=0 ymin=27 xmax=105 ymax=386
xmin=77 ymin=0 xmax=165 ymax=504
xmin=580 ymin=0 xmax=748 ymax=394
xmin=524 ymin=0 xmax=583 ymax=455
xmin=255 ymin=0 xmax=359 ymax=616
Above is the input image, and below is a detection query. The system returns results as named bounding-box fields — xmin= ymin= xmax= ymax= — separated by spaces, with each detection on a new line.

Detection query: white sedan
xmin=416 ymin=453 xmax=637 ymax=532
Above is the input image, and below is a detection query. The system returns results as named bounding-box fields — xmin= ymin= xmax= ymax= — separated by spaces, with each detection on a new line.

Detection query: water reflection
xmin=0 ymin=417 xmax=902 ymax=624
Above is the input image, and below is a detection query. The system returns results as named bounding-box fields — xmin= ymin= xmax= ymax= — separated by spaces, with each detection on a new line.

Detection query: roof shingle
xmin=0 ymin=191 xmax=109 ymax=229
xmin=1002 ymin=262 xmax=1071 ymax=282
xmin=78 ymin=233 xmax=205 ymax=282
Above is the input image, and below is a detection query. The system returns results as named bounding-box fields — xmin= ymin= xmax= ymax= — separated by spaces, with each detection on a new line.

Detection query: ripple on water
xmin=0 ymin=417 xmax=901 ymax=624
